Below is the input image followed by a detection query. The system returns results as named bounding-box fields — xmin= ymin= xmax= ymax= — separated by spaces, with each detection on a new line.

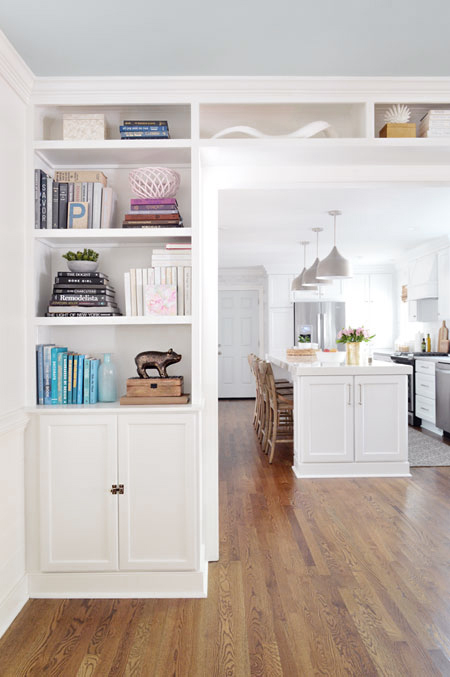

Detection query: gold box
xmin=379 ymin=123 xmax=416 ymax=138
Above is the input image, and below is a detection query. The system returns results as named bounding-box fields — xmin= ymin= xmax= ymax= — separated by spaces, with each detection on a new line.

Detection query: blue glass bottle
xmin=98 ymin=353 xmax=117 ymax=402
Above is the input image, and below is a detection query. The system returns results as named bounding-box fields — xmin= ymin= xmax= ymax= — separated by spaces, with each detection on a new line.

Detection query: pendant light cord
xmin=334 ymin=213 xmax=337 ymax=246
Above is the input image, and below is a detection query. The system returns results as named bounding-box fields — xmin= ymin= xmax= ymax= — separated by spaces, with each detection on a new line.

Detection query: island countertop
xmin=267 ymin=352 xmax=413 ymax=376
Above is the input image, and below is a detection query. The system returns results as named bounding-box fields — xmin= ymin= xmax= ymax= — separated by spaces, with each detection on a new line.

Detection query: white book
xmin=154 ymin=267 xmax=161 ymax=284
xmin=152 ymin=258 xmax=192 ymax=266
xmin=100 ymin=187 xmax=116 ymax=228
xmin=148 ymin=267 xmax=155 ymax=284
xmin=184 ymin=267 xmax=192 ymax=315
xmin=130 ymin=268 xmax=137 ymax=316
xmin=124 ymin=272 xmax=131 ymax=316
xmin=142 ymin=268 xmax=148 ymax=314
xmin=87 ymin=183 xmax=94 ymax=228
xmin=46 ymin=177 xmax=53 ymax=229
xmin=177 ymin=266 xmax=184 ymax=315
xmin=136 ymin=268 xmax=143 ymax=315
xmin=166 ymin=244 xmax=192 ymax=250
xmin=166 ymin=267 xmax=172 ymax=284
xmin=92 ymin=182 xmax=103 ymax=228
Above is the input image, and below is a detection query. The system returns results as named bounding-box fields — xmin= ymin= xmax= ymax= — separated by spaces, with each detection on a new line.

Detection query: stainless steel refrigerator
xmin=294 ymin=301 xmax=346 ymax=351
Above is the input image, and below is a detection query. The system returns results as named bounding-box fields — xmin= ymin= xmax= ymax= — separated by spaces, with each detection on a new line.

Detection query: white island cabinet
xmin=268 ymin=354 xmax=411 ymax=478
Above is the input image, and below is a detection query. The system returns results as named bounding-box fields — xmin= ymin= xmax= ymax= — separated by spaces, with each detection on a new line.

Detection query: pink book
xmin=130 ymin=198 xmax=177 ymax=206
xmin=144 ymin=284 xmax=177 ymax=316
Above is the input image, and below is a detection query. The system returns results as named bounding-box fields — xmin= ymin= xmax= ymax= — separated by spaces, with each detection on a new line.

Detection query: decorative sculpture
xmin=212 ymin=120 xmax=338 ymax=139
xmin=135 ymin=348 xmax=182 ymax=379
xmin=384 ymin=104 xmax=411 ymax=124
xmin=129 ymin=167 xmax=181 ymax=199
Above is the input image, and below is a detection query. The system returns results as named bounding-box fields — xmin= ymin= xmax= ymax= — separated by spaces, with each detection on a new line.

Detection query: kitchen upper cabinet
xmin=354 ymin=375 xmax=407 ymax=462
xmin=408 ymin=253 xmax=438 ymax=300
xmin=268 ymin=307 xmax=294 ymax=352
xmin=438 ymin=247 xmax=450 ymax=321
xmin=268 ymin=274 xmax=294 ymax=308
xmin=344 ymin=273 xmax=393 ymax=348
xmin=40 ymin=415 xmax=118 ymax=572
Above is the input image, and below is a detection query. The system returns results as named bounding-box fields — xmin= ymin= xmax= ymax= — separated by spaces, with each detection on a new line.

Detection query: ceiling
xmin=2 ymin=0 xmax=450 ymax=76
xmin=218 ymin=185 xmax=450 ymax=268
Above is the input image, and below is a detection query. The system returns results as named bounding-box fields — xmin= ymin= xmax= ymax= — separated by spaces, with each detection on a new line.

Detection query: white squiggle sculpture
xmin=212 ymin=121 xmax=338 ymax=139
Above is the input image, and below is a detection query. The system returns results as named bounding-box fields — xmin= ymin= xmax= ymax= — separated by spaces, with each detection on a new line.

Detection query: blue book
xmin=67 ymin=354 xmax=73 ymax=404
xmin=43 ymin=345 xmax=54 ymax=405
xmin=89 ymin=359 xmax=99 ymax=404
xmin=51 ymin=347 xmax=67 ymax=404
xmin=57 ymin=351 xmax=67 ymax=404
xmin=119 ymin=124 xmax=168 ymax=132
xmin=83 ymin=358 xmax=91 ymax=404
xmin=72 ymin=355 xmax=78 ymax=403
xmin=36 ymin=345 xmax=44 ymax=405
xmin=62 ymin=353 xmax=68 ymax=405
xmin=76 ymin=355 xmax=85 ymax=404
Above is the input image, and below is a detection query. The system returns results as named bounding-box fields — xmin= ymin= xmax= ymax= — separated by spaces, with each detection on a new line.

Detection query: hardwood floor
xmin=1 ymin=399 xmax=450 ymax=676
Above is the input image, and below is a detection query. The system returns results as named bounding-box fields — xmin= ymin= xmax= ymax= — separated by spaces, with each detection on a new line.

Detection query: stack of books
xmin=34 ymin=169 xmax=116 ymax=229
xmin=419 ymin=110 xmax=450 ymax=138
xmin=123 ymin=244 xmax=192 ymax=316
xmin=46 ymin=271 xmax=121 ymax=317
xmin=122 ymin=197 xmax=183 ymax=229
xmin=120 ymin=120 xmax=170 ymax=139
xmin=35 ymin=344 xmax=101 ymax=405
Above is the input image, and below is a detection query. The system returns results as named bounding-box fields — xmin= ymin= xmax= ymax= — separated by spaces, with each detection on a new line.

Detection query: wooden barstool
xmin=264 ymin=361 xmax=294 ymax=464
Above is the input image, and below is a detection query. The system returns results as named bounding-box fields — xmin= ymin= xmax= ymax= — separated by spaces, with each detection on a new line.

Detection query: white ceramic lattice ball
xmin=129 ymin=167 xmax=181 ymax=199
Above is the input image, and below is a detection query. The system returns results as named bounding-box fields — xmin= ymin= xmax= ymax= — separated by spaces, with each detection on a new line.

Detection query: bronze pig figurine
xmin=135 ymin=348 xmax=181 ymax=379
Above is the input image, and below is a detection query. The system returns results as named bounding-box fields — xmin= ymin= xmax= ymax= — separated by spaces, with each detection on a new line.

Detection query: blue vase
xmin=98 ymin=353 xmax=117 ymax=402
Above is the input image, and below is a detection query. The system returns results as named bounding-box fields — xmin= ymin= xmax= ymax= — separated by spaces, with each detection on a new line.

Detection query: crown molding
xmin=31 ymin=75 xmax=450 ymax=105
xmin=0 ymin=31 xmax=34 ymax=103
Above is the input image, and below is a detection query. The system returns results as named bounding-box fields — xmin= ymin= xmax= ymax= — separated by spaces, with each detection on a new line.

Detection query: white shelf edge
xmin=34 ymin=316 xmax=193 ymax=326
xmin=199 ymin=136 xmax=450 ymax=146
xmin=33 ymin=228 xmax=192 ymax=241
xmin=33 ymin=139 xmax=192 ymax=150
xmin=26 ymin=402 xmax=201 ymax=414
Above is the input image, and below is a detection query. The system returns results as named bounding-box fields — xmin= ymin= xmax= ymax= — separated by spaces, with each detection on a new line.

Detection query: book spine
xmin=148 ymin=267 xmax=155 ymax=285
xmin=136 ymin=268 xmax=143 ymax=316
xmin=130 ymin=268 xmax=137 ymax=316
xmin=52 ymin=294 xmax=113 ymax=302
xmin=77 ymin=356 xmax=84 ymax=404
xmin=142 ymin=268 xmax=148 ymax=313
xmin=68 ymin=182 xmax=74 ymax=205
xmin=130 ymin=198 xmax=177 ymax=206
xmin=58 ymin=183 xmax=68 ymax=229
xmin=56 ymin=271 xmax=108 ymax=278
xmin=83 ymin=358 xmax=91 ymax=404
xmin=154 ymin=267 xmax=161 ymax=284
xmin=37 ymin=345 xmax=44 ymax=404
xmin=40 ymin=171 xmax=47 ymax=229
xmin=74 ymin=182 xmax=82 ymax=201
xmin=51 ymin=180 xmax=59 ymax=228
xmin=67 ymin=354 xmax=73 ymax=404
xmin=81 ymin=182 xmax=88 ymax=201
xmin=160 ymin=267 xmax=166 ymax=285
xmin=128 ymin=208 xmax=179 ymax=214
xmin=87 ymin=183 xmax=94 ymax=228
xmin=57 ymin=351 xmax=64 ymax=404
xmin=50 ymin=348 xmax=61 ymax=404
xmin=120 ymin=131 xmax=169 ymax=137
xmin=53 ymin=286 xmax=112 ymax=293
xmin=120 ymin=125 xmax=168 ymax=132
xmin=72 ymin=355 xmax=78 ymax=402
xmin=90 ymin=359 xmax=99 ymax=404
xmin=123 ymin=120 xmax=168 ymax=126
xmin=54 ymin=171 xmax=107 ymax=186
xmin=124 ymin=272 xmax=131 ymax=316
xmin=184 ymin=267 xmax=192 ymax=315
xmin=92 ymin=182 xmax=103 ymax=229
xmin=43 ymin=345 xmax=53 ymax=405
xmin=46 ymin=177 xmax=53 ymax=229
xmin=34 ymin=169 xmax=40 ymax=229
xmin=62 ymin=353 xmax=68 ymax=404
xmin=177 ymin=266 xmax=184 ymax=315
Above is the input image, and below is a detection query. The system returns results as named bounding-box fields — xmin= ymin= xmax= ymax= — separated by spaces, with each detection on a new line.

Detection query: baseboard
xmin=28 ymin=565 xmax=208 ymax=599
xmin=292 ymin=461 xmax=411 ymax=478
xmin=0 ymin=575 xmax=28 ymax=639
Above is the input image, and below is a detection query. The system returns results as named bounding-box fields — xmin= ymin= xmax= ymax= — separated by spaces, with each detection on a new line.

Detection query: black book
xmin=53 ymin=283 xmax=115 ymax=293
xmin=54 ymin=277 xmax=111 ymax=287
xmin=52 ymin=180 xmax=59 ymax=229
xmin=40 ymin=170 xmax=48 ymax=229
xmin=48 ymin=300 xmax=117 ymax=307
xmin=56 ymin=271 xmax=109 ymax=279
xmin=51 ymin=293 xmax=115 ymax=303
xmin=34 ymin=169 xmax=40 ymax=229
xmin=58 ymin=183 xmax=68 ymax=229
xmin=45 ymin=312 xmax=120 ymax=317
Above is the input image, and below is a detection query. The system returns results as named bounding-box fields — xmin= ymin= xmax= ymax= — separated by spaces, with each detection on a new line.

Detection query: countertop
xmin=268 ymin=352 xmax=413 ymax=376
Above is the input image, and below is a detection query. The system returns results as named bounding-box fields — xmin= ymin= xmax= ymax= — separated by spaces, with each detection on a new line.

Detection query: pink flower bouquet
xmin=336 ymin=327 xmax=375 ymax=344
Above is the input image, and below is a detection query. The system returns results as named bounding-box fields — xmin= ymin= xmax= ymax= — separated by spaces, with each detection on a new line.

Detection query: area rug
xmin=408 ymin=427 xmax=450 ymax=467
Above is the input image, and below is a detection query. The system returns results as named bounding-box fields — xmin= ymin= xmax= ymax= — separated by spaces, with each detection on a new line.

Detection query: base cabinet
xmin=39 ymin=412 xmax=198 ymax=574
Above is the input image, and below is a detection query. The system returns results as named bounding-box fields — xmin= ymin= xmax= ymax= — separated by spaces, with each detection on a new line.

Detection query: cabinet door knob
xmin=111 ymin=484 xmax=124 ymax=495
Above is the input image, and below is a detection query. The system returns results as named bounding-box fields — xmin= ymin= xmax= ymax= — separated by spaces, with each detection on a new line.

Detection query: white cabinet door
xmin=344 ymin=274 xmax=370 ymax=329
xmin=40 ymin=415 xmax=118 ymax=572
xmin=118 ymin=414 xmax=198 ymax=571
xmin=438 ymin=248 xmax=450 ymax=322
xmin=268 ymin=307 xmax=294 ymax=352
xmin=300 ymin=376 xmax=354 ymax=462
xmin=268 ymin=275 xmax=294 ymax=308
xmin=354 ymin=375 xmax=407 ymax=462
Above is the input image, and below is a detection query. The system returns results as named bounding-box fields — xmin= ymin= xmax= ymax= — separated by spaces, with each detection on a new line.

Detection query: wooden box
xmin=63 ymin=113 xmax=105 ymax=140
xmin=126 ymin=376 xmax=183 ymax=397
xmin=379 ymin=123 xmax=416 ymax=138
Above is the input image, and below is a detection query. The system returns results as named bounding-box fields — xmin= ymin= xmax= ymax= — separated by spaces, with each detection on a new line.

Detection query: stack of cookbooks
xmin=122 ymin=197 xmax=183 ymax=228
xmin=119 ymin=120 xmax=170 ymax=139
xmin=419 ymin=110 xmax=450 ymax=137
xmin=46 ymin=271 xmax=121 ymax=317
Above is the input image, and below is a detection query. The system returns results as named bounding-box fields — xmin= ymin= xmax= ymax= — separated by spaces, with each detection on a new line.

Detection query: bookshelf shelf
xmin=35 ymin=316 xmax=193 ymax=326
xmin=34 ymin=139 xmax=192 ymax=167
xmin=33 ymin=228 xmax=192 ymax=246
xmin=26 ymin=402 xmax=200 ymax=414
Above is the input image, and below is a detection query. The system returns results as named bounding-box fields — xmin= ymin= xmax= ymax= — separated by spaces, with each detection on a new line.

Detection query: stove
xmin=393 ymin=352 xmax=449 ymax=358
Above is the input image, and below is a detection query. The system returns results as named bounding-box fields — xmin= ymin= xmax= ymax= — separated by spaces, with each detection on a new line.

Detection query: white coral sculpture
xmin=384 ymin=104 xmax=411 ymax=124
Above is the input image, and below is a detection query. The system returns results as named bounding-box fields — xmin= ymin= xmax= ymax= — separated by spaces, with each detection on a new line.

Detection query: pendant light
xmin=303 ymin=227 xmax=332 ymax=286
xmin=316 ymin=210 xmax=352 ymax=279
xmin=291 ymin=241 xmax=317 ymax=291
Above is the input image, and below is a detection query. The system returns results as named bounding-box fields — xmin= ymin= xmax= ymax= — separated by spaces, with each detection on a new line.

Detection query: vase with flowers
xmin=336 ymin=327 xmax=375 ymax=365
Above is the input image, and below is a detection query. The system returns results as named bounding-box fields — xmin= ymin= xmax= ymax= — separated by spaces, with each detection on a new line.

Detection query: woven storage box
xmin=379 ymin=123 xmax=416 ymax=138
xmin=63 ymin=113 xmax=105 ymax=140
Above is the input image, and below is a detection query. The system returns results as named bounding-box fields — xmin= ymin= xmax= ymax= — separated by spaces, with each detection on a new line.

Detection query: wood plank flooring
xmin=1 ymin=399 xmax=449 ymax=676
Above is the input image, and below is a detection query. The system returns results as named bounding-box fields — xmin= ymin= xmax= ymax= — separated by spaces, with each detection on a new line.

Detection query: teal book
xmin=83 ymin=358 xmax=91 ymax=404
xmin=57 ymin=351 xmax=67 ymax=404
xmin=77 ymin=355 xmax=85 ymax=404
xmin=72 ymin=355 xmax=78 ymax=404
xmin=67 ymin=354 xmax=73 ymax=404
xmin=43 ymin=344 xmax=55 ymax=405
xmin=89 ymin=359 xmax=99 ymax=404
xmin=51 ymin=347 xmax=67 ymax=404
xmin=62 ymin=353 xmax=68 ymax=404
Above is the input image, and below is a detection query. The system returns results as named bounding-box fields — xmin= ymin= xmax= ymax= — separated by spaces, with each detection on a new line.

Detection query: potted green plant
xmin=63 ymin=248 xmax=99 ymax=273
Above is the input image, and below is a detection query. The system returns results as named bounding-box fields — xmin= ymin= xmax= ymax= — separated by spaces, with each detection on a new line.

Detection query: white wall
xmin=0 ymin=73 xmax=28 ymax=636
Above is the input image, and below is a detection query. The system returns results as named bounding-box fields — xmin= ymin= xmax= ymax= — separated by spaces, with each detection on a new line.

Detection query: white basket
xmin=129 ymin=167 xmax=181 ymax=199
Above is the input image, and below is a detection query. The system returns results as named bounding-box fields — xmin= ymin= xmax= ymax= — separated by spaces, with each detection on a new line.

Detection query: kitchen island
xmin=268 ymin=353 xmax=413 ymax=478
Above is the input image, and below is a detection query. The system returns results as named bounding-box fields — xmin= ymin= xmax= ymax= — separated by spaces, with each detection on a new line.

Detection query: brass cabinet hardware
xmin=111 ymin=484 xmax=125 ymax=495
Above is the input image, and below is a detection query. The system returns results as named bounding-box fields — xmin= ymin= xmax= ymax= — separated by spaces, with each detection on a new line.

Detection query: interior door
xmin=218 ymin=289 xmax=259 ymax=398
